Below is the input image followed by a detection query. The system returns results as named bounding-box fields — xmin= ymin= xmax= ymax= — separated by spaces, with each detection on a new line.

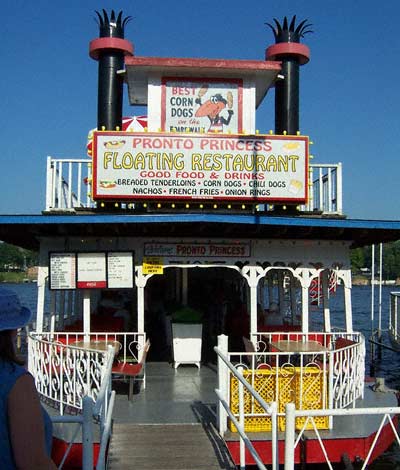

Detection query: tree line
xmin=1 ymin=240 xmax=400 ymax=279
xmin=350 ymin=241 xmax=400 ymax=280
xmin=0 ymin=242 xmax=38 ymax=271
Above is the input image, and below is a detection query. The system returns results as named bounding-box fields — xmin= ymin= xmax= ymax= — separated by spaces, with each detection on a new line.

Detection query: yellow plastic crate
xmin=229 ymin=366 xmax=328 ymax=432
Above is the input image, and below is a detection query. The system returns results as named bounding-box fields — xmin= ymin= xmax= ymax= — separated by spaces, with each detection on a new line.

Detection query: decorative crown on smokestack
xmin=266 ymin=16 xmax=312 ymax=44
xmin=95 ymin=9 xmax=131 ymax=38
xmin=265 ymin=16 xmax=312 ymax=136
xmin=89 ymin=10 xmax=133 ymax=131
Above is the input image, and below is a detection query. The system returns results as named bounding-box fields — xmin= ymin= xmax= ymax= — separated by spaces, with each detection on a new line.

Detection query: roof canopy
xmin=124 ymin=56 xmax=281 ymax=107
xmin=1 ymin=214 xmax=399 ymax=251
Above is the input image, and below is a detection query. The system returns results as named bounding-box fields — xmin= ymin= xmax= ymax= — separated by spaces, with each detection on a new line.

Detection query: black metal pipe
xmin=275 ymin=59 xmax=300 ymax=135
xmin=97 ymin=53 xmax=124 ymax=131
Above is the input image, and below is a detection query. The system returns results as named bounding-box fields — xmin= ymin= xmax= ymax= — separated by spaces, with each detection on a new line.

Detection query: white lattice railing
xmin=28 ymin=333 xmax=114 ymax=414
xmin=45 ymin=156 xmax=343 ymax=215
xmin=224 ymin=331 xmax=364 ymax=430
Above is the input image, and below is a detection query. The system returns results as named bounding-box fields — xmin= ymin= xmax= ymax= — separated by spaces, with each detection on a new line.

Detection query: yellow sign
xmin=142 ymin=257 xmax=164 ymax=275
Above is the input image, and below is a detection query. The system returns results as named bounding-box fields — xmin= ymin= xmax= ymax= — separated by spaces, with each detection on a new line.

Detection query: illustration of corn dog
xmin=227 ymin=91 xmax=233 ymax=109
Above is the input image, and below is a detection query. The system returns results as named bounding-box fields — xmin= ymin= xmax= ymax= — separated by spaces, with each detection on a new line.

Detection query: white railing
xmin=45 ymin=156 xmax=94 ymax=211
xmin=215 ymin=334 xmax=398 ymax=470
xmin=43 ymin=331 xmax=146 ymax=364
xmin=50 ymin=350 xmax=115 ymax=470
xmin=45 ymin=156 xmax=343 ymax=215
xmin=215 ymin=335 xmax=278 ymax=470
xmin=304 ymin=163 xmax=343 ymax=215
xmin=28 ymin=333 xmax=114 ymax=414
xmin=389 ymin=292 xmax=400 ymax=345
xmin=284 ymin=403 xmax=400 ymax=470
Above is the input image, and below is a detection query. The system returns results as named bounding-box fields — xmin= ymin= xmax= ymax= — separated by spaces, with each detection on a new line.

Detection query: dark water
xmin=4 ymin=282 xmax=400 ymax=467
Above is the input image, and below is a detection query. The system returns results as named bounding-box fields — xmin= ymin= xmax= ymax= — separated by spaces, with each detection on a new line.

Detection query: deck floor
xmin=108 ymin=361 xmax=236 ymax=469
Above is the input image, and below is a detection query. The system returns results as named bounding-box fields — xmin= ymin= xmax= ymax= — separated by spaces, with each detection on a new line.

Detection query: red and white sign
xmin=93 ymin=132 xmax=308 ymax=203
xmin=144 ymin=242 xmax=251 ymax=258
xmin=77 ymin=253 xmax=107 ymax=289
xmin=161 ymin=77 xmax=242 ymax=133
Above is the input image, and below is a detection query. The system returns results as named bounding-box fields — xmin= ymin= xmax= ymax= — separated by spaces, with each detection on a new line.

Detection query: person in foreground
xmin=0 ymin=288 xmax=57 ymax=470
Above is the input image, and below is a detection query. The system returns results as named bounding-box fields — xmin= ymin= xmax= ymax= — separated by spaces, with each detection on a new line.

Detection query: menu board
xmin=49 ymin=253 xmax=76 ymax=290
xmin=107 ymin=252 xmax=134 ymax=288
xmin=76 ymin=252 xmax=107 ymax=289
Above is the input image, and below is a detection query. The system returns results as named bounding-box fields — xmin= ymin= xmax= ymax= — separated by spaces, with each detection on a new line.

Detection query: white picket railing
xmin=27 ymin=333 xmax=115 ymax=470
xmin=45 ymin=156 xmax=343 ymax=215
xmin=215 ymin=334 xmax=399 ymax=470
xmin=28 ymin=333 xmax=114 ymax=414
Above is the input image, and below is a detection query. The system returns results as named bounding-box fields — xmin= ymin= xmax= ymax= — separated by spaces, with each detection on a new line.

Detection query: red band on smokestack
xmin=89 ymin=37 xmax=134 ymax=60
xmin=265 ymin=42 xmax=310 ymax=65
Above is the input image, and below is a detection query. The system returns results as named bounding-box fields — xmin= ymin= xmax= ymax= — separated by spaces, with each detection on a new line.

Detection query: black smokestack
xmin=266 ymin=16 xmax=312 ymax=135
xmin=94 ymin=10 xmax=131 ymax=131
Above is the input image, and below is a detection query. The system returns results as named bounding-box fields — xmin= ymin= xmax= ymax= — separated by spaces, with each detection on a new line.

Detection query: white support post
xmin=238 ymin=366 xmax=245 ymax=470
xmin=322 ymin=270 xmax=331 ymax=332
xmin=136 ymin=266 xmax=146 ymax=335
xmin=83 ymin=290 xmax=91 ymax=340
xmin=36 ymin=246 xmax=49 ymax=334
xmin=343 ymin=271 xmax=353 ymax=333
xmin=217 ymin=334 xmax=228 ymax=436
xmin=336 ymin=162 xmax=343 ymax=215
xmin=301 ymin=272 xmax=310 ymax=334
xmin=284 ymin=403 xmax=296 ymax=470
xmin=82 ymin=396 xmax=94 ymax=470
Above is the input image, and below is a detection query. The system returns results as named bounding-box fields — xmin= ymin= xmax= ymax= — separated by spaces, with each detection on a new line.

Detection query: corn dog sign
xmin=93 ymin=132 xmax=309 ymax=203
xmin=161 ymin=78 xmax=242 ymax=134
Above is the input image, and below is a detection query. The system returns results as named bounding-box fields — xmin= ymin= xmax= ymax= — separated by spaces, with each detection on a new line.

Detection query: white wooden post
xmin=83 ymin=290 xmax=91 ymax=340
xmin=82 ymin=396 xmax=94 ymax=470
xmin=217 ymin=334 xmax=228 ymax=436
xmin=322 ymin=270 xmax=331 ymax=332
xmin=136 ymin=266 xmax=146 ymax=335
xmin=284 ymin=403 xmax=296 ymax=470
xmin=343 ymin=270 xmax=353 ymax=333
xmin=36 ymin=246 xmax=49 ymax=334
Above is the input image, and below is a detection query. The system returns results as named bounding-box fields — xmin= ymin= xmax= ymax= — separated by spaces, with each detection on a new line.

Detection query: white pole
xmin=238 ymin=367 xmax=245 ymax=470
xmin=284 ymin=403 xmax=296 ymax=470
xmin=371 ymin=244 xmax=375 ymax=331
xmin=217 ymin=335 xmax=228 ymax=435
xmin=82 ymin=396 xmax=94 ymax=470
xmin=378 ymin=243 xmax=383 ymax=339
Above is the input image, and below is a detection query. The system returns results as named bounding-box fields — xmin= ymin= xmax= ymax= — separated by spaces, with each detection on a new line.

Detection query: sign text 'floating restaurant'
xmin=93 ymin=132 xmax=309 ymax=203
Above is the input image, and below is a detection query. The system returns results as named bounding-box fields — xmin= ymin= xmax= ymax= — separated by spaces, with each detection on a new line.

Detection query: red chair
xmin=112 ymin=339 xmax=151 ymax=401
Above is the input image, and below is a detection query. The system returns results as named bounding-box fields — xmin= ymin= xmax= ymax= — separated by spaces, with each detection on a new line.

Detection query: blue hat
xmin=0 ymin=288 xmax=32 ymax=331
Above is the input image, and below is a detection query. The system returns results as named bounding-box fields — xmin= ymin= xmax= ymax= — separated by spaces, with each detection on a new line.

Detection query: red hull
xmin=52 ymin=437 xmax=102 ymax=470
xmin=226 ymin=417 xmax=398 ymax=466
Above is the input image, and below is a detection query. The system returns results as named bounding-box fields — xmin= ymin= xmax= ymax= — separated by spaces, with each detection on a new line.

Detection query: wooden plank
xmin=107 ymin=423 xmax=235 ymax=470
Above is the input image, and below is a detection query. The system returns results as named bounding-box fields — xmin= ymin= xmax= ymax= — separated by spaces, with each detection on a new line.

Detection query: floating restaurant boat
xmin=2 ymin=9 xmax=400 ymax=470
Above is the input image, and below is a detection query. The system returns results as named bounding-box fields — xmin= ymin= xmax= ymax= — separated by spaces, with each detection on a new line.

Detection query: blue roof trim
xmin=0 ymin=213 xmax=399 ymax=230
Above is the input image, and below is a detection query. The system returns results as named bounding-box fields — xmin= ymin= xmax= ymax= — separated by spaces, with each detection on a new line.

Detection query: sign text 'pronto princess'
xmin=93 ymin=132 xmax=309 ymax=203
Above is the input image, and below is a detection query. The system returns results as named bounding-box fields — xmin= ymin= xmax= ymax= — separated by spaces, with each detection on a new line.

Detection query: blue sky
xmin=1 ymin=0 xmax=398 ymax=219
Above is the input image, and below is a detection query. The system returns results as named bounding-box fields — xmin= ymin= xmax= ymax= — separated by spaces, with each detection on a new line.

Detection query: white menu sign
xmin=107 ymin=252 xmax=134 ymax=288
xmin=77 ymin=252 xmax=107 ymax=289
xmin=49 ymin=253 xmax=76 ymax=290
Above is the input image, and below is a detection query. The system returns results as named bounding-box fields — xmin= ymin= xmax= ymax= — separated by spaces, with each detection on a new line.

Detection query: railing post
xmin=284 ymin=402 xmax=296 ymax=470
xmin=238 ymin=366 xmax=245 ymax=470
xmin=270 ymin=401 xmax=278 ymax=470
xmin=82 ymin=396 xmax=94 ymax=470
xmin=336 ymin=162 xmax=343 ymax=215
xmin=217 ymin=334 xmax=229 ymax=436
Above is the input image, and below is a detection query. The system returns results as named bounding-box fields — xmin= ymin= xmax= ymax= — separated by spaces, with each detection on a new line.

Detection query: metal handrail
xmin=214 ymin=343 xmax=278 ymax=470
xmin=284 ymin=403 xmax=400 ymax=470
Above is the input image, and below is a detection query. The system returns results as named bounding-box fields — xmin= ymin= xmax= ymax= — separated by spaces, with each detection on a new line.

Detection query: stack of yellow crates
xmin=229 ymin=366 xmax=328 ymax=432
